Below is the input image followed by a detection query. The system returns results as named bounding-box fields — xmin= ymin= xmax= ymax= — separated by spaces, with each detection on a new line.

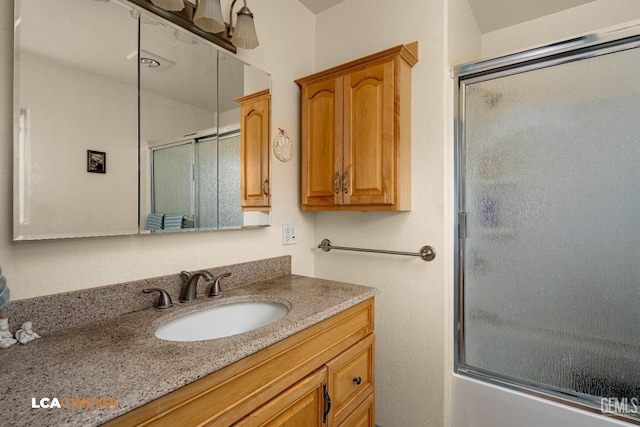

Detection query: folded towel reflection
xmin=163 ymin=215 xmax=185 ymax=230
xmin=146 ymin=213 xmax=164 ymax=231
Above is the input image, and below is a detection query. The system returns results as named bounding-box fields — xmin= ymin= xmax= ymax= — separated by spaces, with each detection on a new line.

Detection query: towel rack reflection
xmin=317 ymin=239 xmax=436 ymax=262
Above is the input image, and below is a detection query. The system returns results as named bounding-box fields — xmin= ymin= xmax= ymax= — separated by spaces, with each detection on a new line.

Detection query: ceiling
xmin=466 ymin=0 xmax=597 ymax=33
xmin=297 ymin=0 xmax=347 ymax=15
xmin=298 ymin=0 xmax=597 ymax=33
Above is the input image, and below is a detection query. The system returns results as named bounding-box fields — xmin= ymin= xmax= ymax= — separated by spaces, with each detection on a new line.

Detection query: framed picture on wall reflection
xmin=87 ymin=150 xmax=106 ymax=174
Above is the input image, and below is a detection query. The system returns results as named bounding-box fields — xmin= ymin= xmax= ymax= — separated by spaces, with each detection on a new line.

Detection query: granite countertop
xmin=0 ymin=275 xmax=378 ymax=427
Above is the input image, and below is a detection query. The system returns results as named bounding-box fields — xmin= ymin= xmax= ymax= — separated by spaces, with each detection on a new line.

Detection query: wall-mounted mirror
xmin=13 ymin=0 xmax=139 ymax=240
xmin=13 ymin=0 xmax=271 ymax=240
xmin=138 ymin=13 xmax=272 ymax=233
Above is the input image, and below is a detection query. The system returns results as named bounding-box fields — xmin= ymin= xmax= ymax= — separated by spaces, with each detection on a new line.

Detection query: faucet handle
xmin=180 ymin=271 xmax=191 ymax=282
xmin=209 ymin=272 xmax=231 ymax=298
xmin=143 ymin=288 xmax=174 ymax=311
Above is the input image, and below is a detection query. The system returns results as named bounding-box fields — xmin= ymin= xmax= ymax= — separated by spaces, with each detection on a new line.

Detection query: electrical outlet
xmin=282 ymin=223 xmax=296 ymax=245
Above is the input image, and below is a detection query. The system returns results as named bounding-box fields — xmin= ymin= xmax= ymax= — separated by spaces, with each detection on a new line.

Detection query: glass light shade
xmin=151 ymin=0 xmax=185 ymax=11
xmin=193 ymin=0 xmax=226 ymax=34
xmin=232 ymin=11 xmax=259 ymax=49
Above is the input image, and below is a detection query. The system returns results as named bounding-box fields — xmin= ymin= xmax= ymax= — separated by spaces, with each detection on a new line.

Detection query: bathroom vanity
xmin=106 ymin=298 xmax=374 ymax=426
xmin=0 ymin=257 xmax=378 ymax=426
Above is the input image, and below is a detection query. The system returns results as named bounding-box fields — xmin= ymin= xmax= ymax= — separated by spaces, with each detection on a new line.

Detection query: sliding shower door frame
xmin=453 ymin=26 xmax=640 ymax=424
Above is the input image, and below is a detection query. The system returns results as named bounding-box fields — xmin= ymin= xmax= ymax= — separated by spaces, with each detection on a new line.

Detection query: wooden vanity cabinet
xmin=238 ymin=89 xmax=271 ymax=209
xmin=296 ymin=42 xmax=418 ymax=211
xmin=103 ymin=298 xmax=375 ymax=427
xmin=237 ymin=333 xmax=375 ymax=427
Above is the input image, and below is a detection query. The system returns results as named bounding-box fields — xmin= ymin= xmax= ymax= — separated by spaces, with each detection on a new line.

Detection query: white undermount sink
xmin=155 ymin=301 xmax=288 ymax=342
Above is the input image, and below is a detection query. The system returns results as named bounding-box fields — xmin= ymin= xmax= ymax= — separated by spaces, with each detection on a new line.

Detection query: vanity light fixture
xmin=226 ymin=0 xmax=259 ymax=49
xmin=140 ymin=0 xmax=259 ymax=51
xmin=193 ymin=0 xmax=225 ymax=34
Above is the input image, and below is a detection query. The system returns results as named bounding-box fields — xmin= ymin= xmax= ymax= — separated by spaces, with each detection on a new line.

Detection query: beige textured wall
xmin=312 ymin=0 xmax=464 ymax=425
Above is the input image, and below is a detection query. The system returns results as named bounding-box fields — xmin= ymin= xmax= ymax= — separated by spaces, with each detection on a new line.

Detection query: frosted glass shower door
xmin=195 ymin=136 xmax=218 ymax=229
xmin=217 ymin=133 xmax=242 ymax=229
xmin=152 ymin=142 xmax=194 ymax=218
xmin=458 ymin=41 xmax=640 ymax=418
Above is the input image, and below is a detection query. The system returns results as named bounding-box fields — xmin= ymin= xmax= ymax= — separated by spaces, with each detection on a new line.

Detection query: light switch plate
xmin=282 ymin=223 xmax=296 ymax=245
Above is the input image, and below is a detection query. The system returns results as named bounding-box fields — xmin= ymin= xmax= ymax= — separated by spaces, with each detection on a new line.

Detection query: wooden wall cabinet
xmin=296 ymin=42 xmax=418 ymax=211
xmin=104 ymin=298 xmax=375 ymax=427
xmin=238 ymin=89 xmax=271 ymax=209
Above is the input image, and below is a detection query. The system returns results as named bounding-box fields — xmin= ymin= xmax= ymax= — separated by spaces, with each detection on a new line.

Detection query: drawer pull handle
xmin=322 ymin=383 xmax=332 ymax=423
xmin=342 ymin=171 xmax=348 ymax=194
xmin=353 ymin=376 xmax=362 ymax=385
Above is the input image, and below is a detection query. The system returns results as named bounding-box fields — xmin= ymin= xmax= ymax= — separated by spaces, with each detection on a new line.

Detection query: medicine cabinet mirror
xmin=13 ymin=0 xmax=271 ymax=240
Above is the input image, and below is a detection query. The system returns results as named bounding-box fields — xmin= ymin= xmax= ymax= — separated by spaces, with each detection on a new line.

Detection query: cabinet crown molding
xmin=295 ymin=41 xmax=418 ymax=86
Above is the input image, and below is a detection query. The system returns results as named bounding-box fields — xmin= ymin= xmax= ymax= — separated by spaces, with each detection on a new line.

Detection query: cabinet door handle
xmin=342 ymin=171 xmax=348 ymax=194
xmin=262 ymin=179 xmax=269 ymax=196
xmin=352 ymin=376 xmax=362 ymax=385
xmin=322 ymin=383 xmax=332 ymax=424
xmin=334 ymin=172 xmax=340 ymax=194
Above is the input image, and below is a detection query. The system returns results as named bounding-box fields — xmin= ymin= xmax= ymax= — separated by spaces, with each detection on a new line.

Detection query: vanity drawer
xmin=327 ymin=333 xmax=375 ymax=425
xmin=337 ymin=392 xmax=375 ymax=427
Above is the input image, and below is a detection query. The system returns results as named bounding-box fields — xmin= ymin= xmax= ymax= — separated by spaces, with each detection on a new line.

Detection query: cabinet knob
xmin=334 ymin=172 xmax=340 ymax=194
xmin=352 ymin=376 xmax=362 ymax=385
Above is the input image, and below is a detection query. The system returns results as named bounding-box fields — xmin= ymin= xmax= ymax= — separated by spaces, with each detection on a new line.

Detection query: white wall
xmin=0 ymin=0 xmax=317 ymax=301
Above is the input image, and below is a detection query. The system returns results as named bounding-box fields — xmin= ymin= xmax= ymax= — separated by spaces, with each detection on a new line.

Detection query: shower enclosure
xmin=455 ymin=30 xmax=640 ymax=422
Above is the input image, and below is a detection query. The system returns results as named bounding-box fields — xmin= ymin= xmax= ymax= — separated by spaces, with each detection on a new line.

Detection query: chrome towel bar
xmin=317 ymin=239 xmax=436 ymax=262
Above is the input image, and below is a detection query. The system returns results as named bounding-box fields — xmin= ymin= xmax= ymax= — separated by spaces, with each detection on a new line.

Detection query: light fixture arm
xmin=226 ymin=0 xmax=239 ymax=38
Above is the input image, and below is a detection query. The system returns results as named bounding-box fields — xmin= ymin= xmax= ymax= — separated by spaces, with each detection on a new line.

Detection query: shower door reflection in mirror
xmin=149 ymin=129 xmax=243 ymax=232
xmin=139 ymin=14 xmax=271 ymax=233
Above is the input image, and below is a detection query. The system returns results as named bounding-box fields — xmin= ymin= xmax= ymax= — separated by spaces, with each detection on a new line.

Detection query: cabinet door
xmin=233 ymin=368 xmax=328 ymax=427
xmin=240 ymin=90 xmax=271 ymax=208
xmin=301 ymin=77 xmax=343 ymax=206
xmin=343 ymin=61 xmax=395 ymax=206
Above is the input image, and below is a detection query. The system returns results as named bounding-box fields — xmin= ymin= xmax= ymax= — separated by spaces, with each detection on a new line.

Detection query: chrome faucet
xmin=209 ymin=272 xmax=231 ymax=298
xmin=179 ymin=270 xmax=215 ymax=303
